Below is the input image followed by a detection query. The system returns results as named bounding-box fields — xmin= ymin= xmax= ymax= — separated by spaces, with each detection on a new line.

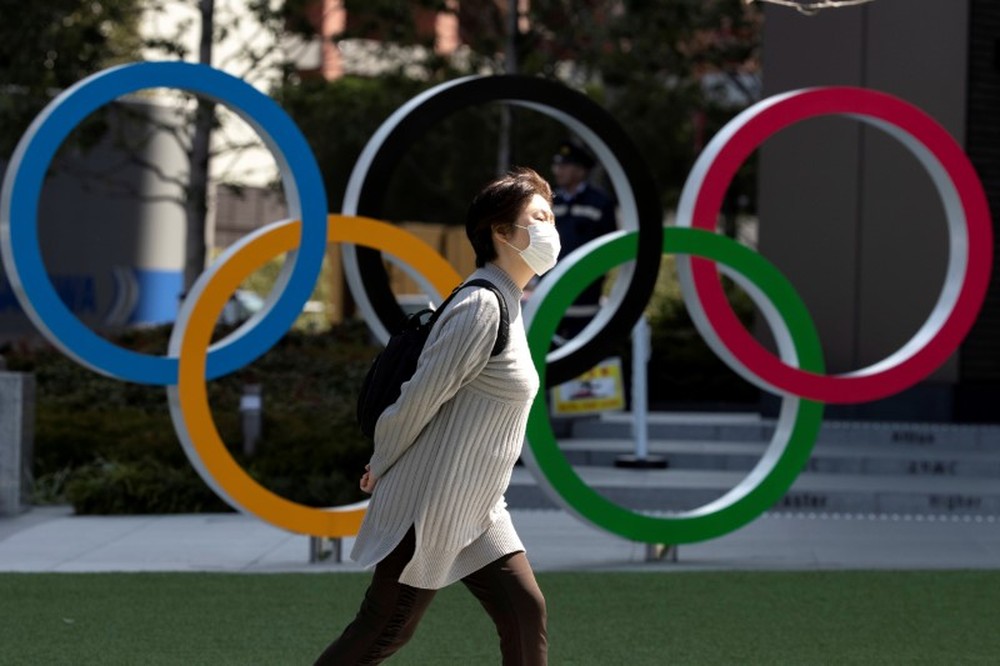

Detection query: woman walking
xmin=315 ymin=167 xmax=560 ymax=665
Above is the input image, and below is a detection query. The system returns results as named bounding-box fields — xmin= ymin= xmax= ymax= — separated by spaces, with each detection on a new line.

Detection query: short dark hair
xmin=466 ymin=167 xmax=553 ymax=268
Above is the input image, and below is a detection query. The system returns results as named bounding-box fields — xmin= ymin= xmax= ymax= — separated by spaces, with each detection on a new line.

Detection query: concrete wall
xmin=758 ymin=0 xmax=970 ymax=420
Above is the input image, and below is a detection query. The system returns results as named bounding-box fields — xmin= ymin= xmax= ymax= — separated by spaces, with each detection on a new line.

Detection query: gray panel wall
xmin=961 ymin=0 xmax=1000 ymax=390
xmin=759 ymin=0 xmax=970 ymax=417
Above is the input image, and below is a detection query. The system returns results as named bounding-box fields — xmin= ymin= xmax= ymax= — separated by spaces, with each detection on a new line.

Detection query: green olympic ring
xmin=524 ymin=227 xmax=825 ymax=543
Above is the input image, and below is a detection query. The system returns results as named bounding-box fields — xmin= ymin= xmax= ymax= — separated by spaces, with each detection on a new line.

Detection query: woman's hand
xmin=360 ymin=464 xmax=378 ymax=494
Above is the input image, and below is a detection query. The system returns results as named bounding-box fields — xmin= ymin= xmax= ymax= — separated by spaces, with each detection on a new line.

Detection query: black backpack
xmin=356 ymin=279 xmax=509 ymax=439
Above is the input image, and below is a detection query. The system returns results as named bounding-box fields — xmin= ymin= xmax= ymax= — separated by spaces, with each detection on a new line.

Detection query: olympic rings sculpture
xmin=0 ymin=62 xmax=992 ymax=545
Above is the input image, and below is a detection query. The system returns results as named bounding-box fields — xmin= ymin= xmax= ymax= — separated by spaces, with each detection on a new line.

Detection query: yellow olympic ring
xmin=168 ymin=214 xmax=462 ymax=537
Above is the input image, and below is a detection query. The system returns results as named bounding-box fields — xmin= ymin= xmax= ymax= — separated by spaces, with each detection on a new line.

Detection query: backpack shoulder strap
xmin=463 ymin=279 xmax=509 ymax=357
xmin=428 ymin=279 xmax=509 ymax=356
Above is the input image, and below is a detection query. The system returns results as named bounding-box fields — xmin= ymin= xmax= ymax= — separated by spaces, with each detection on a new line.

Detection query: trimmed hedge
xmin=3 ymin=280 xmax=757 ymax=514
xmin=3 ymin=320 xmax=378 ymax=514
xmin=65 ymin=458 xmax=230 ymax=515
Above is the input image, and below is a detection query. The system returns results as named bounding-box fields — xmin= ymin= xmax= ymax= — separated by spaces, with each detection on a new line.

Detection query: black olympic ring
xmin=339 ymin=74 xmax=663 ymax=386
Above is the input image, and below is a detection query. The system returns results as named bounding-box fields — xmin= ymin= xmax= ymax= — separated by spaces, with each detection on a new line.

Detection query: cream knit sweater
xmin=350 ymin=263 xmax=539 ymax=589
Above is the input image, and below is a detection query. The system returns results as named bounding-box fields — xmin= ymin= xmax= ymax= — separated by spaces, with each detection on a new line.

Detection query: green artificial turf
xmin=0 ymin=570 xmax=997 ymax=665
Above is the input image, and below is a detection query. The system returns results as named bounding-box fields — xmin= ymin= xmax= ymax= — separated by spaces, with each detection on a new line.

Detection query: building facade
xmin=758 ymin=0 xmax=999 ymax=422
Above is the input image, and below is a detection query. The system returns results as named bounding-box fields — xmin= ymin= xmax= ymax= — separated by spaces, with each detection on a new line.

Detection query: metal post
xmin=634 ymin=315 xmax=649 ymax=459
xmin=0 ymin=371 xmax=35 ymax=515
xmin=309 ymin=536 xmax=323 ymax=563
xmin=645 ymin=543 xmax=678 ymax=562
xmin=615 ymin=315 xmax=666 ymax=469
xmin=240 ymin=384 xmax=262 ymax=457
xmin=309 ymin=537 xmax=344 ymax=564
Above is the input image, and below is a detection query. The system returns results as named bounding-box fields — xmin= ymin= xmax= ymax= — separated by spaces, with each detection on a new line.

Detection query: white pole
xmin=616 ymin=314 xmax=665 ymax=469
xmin=632 ymin=315 xmax=650 ymax=460
xmin=629 ymin=314 xmax=671 ymax=560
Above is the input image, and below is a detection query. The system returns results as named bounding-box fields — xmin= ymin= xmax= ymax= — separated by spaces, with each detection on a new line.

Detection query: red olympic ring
xmin=678 ymin=87 xmax=993 ymax=403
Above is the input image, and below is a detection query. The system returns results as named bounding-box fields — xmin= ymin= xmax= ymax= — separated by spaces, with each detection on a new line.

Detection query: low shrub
xmin=3 ymin=320 xmax=378 ymax=514
xmin=6 ymin=293 xmax=762 ymax=514
xmin=65 ymin=458 xmax=230 ymax=515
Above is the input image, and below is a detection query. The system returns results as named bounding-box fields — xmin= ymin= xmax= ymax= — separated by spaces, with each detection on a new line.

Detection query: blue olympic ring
xmin=0 ymin=62 xmax=328 ymax=385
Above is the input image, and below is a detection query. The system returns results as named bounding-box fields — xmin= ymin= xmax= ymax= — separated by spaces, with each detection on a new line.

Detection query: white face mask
xmin=505 ymin=223 xmax=561 ymax=275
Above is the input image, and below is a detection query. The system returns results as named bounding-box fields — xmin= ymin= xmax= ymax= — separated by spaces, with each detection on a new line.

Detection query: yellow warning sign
xmin=551 ymin=357 xmax=626 ymax=415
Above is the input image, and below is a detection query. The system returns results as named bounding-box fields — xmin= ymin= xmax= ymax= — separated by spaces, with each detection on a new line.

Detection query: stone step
xmin=505 ymin=466 xmax=1000 ymax=516
xmin=570 ymin=412 xmax=1000 ymax=448
xmin=555 ymin=438 xmax=1000 ymax=478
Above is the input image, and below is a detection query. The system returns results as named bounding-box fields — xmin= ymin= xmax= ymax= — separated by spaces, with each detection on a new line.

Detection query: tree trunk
xmin=496 ymin=0 xmax=518 ymax=175
xmin=185 ymin=0 xmax=216 ymax=292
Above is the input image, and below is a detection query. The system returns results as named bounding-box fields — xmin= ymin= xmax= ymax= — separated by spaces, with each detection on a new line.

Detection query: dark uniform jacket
xmin=551 ymin=183 xmax=617 ymax=321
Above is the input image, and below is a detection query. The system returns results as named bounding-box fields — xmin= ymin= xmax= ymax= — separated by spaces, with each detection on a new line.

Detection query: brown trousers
xmin=314 ymin=527 xmax=547 ymax=665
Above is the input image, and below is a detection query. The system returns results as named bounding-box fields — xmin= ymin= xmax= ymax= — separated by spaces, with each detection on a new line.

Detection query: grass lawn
xmin=1 ymin=570 xmax=998 ymax=665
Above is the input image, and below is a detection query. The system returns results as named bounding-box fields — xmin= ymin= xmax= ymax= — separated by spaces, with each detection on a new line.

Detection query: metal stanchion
xmin=240 ymin=384 xmax=262 ymax=457
xmin=309 ymin=537 xmax=323 ymax=563
xmin=645 ymin=543 xmax=678 ymax=562
xmin=309 ymin=537 xmax=344 ymax=563
xmin=0 ymin=370 xmax=35 ymax=516
xmin=615 ymin=315 xmax=666 ymax=469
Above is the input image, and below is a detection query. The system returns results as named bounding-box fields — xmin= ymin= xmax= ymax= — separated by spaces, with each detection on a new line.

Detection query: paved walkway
xmin=0 ymin=505 xmax=997 ymax=573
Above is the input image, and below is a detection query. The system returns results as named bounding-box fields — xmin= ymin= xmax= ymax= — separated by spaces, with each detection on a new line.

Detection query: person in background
xmin=549 ymin=140 xmax=617 ymax=341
